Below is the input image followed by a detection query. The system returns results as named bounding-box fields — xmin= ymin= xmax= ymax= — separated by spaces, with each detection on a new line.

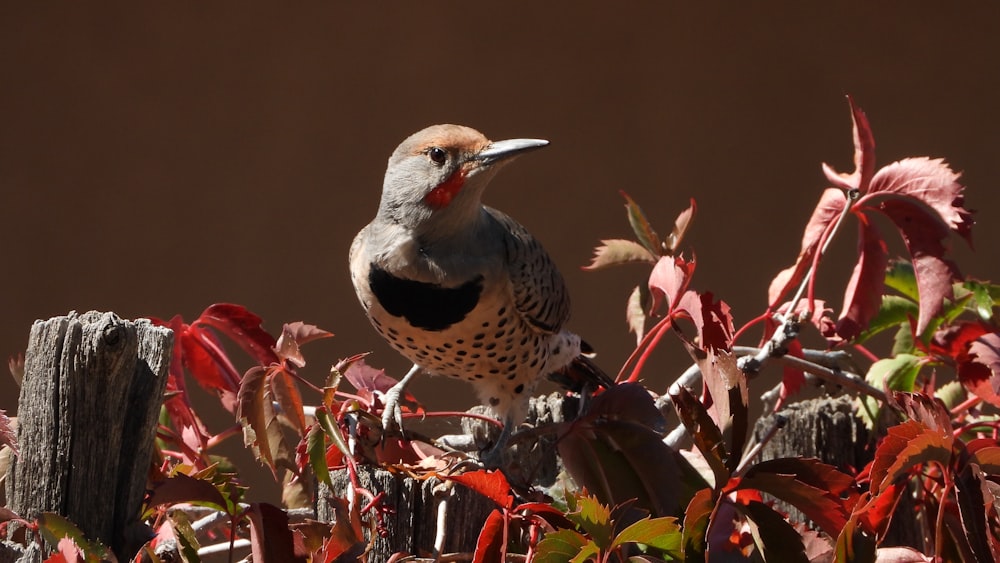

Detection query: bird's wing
xmin=485 ymin=207 xmax=570 ymax=335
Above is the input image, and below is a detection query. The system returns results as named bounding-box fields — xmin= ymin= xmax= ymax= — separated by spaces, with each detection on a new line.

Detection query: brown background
xmin=3 ymin=3 xmax=999 ymax=503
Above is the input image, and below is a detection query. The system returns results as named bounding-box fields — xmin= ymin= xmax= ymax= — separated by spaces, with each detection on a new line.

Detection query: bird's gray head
xmin=376 ymin=124 xmax=548 ymax=239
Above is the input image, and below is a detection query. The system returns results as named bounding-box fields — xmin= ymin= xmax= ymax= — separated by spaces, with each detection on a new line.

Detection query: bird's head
xmin=376 ymin=124 xmax=548 ymax=237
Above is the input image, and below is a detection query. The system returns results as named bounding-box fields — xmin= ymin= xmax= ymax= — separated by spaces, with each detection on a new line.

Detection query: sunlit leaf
xmin=858 ymin=354 xmax=923 ymax=429
xmin=146 ymin=473 xmax=233 ymax=514
xmin=648 ymin=255 xmax=695 ymax=316
xmin=739 ymin=458 xmax=856 ymax=536
xmin=885 ymin=260 xmax=920 ymax=301
xmin=473 ymin=509 xmax=507 ymax=563
xmin=681 ymin=488 xmax=714 ymax=561
xmin=821 ymin=95 xmax=876 ymax=195
xmin=584 ymin=239 xmax=657 ymax=270
xmin=37 ymin=514 xmax=111 ymax=563
xmin=664 ymin=199 xmax=696 ymax=255
xmin=275 ymin=322 xmax=334 ymax=368
xmin=959 ymin=332 xmax=1000 ymax=407
xmin=445 ymin=469 xmax=513 ymax=510
xmin=868 ymin=420 xmax=952 ymax=494
xmin=856 ymin=295 xmax=918 ymax=344
xmin=194 ymin=303 xmax=279 ymax=366
xmin=833 ymin=214 xmax=888 ymax=341
xmin=621 ymin=190 xmax=662 ymax=256
xmin=626 ymin=284 xmax=649 ymax=346
xmin=612 ymin=516 xmax=681 ymax=554
xmin=246 ymin=502 xmax=304 ymax=563
xmin=567 ymin=495 xmax=613 ymax=548
xmin=670 ymin=386 xmax=729 ymax=489
xmin=306 ymin=423 xmax=331 ymax=487
xmin=534 ymin=529 xmax=593 ymax=563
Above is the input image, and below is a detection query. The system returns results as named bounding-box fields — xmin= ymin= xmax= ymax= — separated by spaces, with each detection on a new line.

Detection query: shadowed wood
xmin=4 ymin=312 xmax=172 ymax=561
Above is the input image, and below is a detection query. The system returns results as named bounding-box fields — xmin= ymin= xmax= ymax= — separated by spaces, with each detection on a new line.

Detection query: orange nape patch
xmin=424 ymin=169 xmax=467 ymax=209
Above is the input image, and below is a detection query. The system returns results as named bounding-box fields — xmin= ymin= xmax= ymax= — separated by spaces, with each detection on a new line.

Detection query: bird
xmin=349 ymin=124 xmax=611 ymax=462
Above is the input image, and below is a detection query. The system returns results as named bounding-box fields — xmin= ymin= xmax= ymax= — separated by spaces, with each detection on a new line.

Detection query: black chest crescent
xmin=368 ymin=264 xmax=485 ymax=331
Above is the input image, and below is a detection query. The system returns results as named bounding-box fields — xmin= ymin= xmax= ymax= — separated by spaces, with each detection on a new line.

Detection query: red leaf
xmin=181 ymin=325 xmax=240 ymax=395
xmin=194 ymin=303 xmax=279 ymax=366
xmin=890 ymin=392 xmax=952 ymax=434
xmin=681 ymin=488 xmax=714 ymax=559
xmin=868 ymin=420 xmax=952 ymax=494
xmin=698 ymin=349 xmax=747 ymax=471
xmin=342 ymin=358 xmax=402 ymax=394
xmin=271 ymin=368 xmax=307 ymax=436
xmin=821 ymin=95 xmax=876 ymax=194
xmin=675 ymin=291 xmax=735 ymax=351
xmin=146 ymin=473 xmax=231 ymax=513
xmin=876 ymin=196 xmax=961 ymax=334
xmin=959 ymin=332 xmax=1000 ymax=407
xmin=237 ymin=366 xmax=279 ymax=475
xmin=246 ymin=502 xmax=306 ymax=563
xmin=473 ymin=509 xmax=506 ymax=563
xmin=834 ymin=214 xmax=888 ymax=342
xmin=739 ymin=458 xmax=856 ymax=536
xmin=445 ymin=469 xmax=513 ymax=510
xmin=648 ymin=255 xmax=695 ymax=316
xmin=275 ymin=322 xmax=334 ymax=368
xmin=665 ymin=198 xmax=697 ymax=255
xmin=867 ymin=156 xmax=973 ymax=244
xmin=768 ymin=188 xmax=847 ymax=307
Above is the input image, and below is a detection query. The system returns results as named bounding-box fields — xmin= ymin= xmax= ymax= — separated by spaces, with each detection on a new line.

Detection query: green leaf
xmin=37 ymin=513 xmax=112 ymax=563
xmin=885 ymin=260 xmax=919 ymax=301
xmin=960 ymin=279 xmax=1000 ymax=322
xmin=858 ymin=354 xmax=922 ymax=428
xmin=567 ymin=494 xmax=614 ymax=548
xmin=681 ymin=488 xmax=714 ymax=560
xmin=316 ymin=405 xmax=351 ymax=459
xmin=934 ymin=380 xmax=966 ymax=410
xmin=612 ymin=516 xmax=682 ymax=555
xmin=534 ymin=529 xmax=594 ymax=563
xmin=306 ymin=422 xmax=331 ymax=487
xmin=891 ymin=323 xmax=915 ymax=356
xmin=855 ymin=295 xmax=918 ymax=344
xmin=621 ymin=191 xmax=662 ymax=257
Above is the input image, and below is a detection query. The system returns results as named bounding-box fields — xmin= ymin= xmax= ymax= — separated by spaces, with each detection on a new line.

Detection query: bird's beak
xmin=474 ymin=138 xmax=549 ymax=166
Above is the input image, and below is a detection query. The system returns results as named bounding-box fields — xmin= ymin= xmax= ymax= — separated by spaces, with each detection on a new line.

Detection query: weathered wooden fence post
xmin=754 ymin=395 xmax=924 ymax=550
xmin=4 ymin=311 xmax=172 ymax=560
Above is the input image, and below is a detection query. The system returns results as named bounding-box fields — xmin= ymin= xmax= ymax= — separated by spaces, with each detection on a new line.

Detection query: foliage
xmin=2 ymin=97 xmax=999 ymax=562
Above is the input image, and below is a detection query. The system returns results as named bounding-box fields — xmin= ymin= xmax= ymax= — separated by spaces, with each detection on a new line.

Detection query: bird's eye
xmin=427 ymin=147 xmax=447 ymax=165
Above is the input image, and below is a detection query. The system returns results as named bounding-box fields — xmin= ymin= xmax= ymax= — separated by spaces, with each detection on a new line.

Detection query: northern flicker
xmin=349 ymin=124 xmax=610 ymax=458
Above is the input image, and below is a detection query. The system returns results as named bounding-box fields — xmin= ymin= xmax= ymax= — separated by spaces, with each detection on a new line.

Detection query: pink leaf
xmin=648 ymin=255 xmax=695 ymax=316
xmin=768 ymin=188 xmax=846 ymax=307
xmin=821 ymin=95 xmax=876 ymax=194
xmin=868 ymin=156 xmax=973 ymax=244
xmin=342 ymin=358 xmax=402 ymax=394
xmin=275 ymin=322 xmax=334 ymax=368
xmin=834 ymin=214 xmax=888 ymax=342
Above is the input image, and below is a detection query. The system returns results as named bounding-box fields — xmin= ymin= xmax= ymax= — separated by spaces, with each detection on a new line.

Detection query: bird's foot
xmin=379 ymin=363 xmax=421 ymax=438
xmin=477 ymin=420 xmax=513 ymax=469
